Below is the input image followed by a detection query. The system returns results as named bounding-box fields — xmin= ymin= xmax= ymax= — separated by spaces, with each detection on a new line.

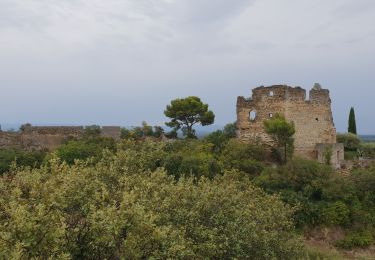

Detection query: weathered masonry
xmin=236 ymin=84 xmax=344 ymax=168
xmin=0 ymin=125 xmax=121 ymax=151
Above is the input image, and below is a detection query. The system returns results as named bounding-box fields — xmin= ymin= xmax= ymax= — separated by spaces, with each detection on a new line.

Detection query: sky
xmin=0 ymin=0 xmax=374 ymax=134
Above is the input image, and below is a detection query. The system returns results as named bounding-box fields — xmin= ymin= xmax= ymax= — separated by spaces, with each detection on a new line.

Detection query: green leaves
xmin=55 ymin=137 xmax=116 ymax=165
xmin=0 ymin=149 xmax=45 ymax=175
xmin=164 ymin=96 xmax=215 ymax=138
xmin=263 ymin=113 xmax=295 ymax=141
xmin=337 ymin=133 xmax=361 ymax=151
xmin=0 ymin=151 xmax=303 ymax=259
xmin=348 ymin=107 xmax=357 ymax=135
xmin=263 ymin=113 xmax=295 ymax=163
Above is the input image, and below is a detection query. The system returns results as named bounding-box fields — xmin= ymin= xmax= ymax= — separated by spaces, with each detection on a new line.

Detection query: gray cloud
xmin=0 ymin=0 xmax=374 ymax=133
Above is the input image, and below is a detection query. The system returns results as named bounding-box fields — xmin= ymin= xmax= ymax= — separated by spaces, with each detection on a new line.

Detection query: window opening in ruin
xmin=315 ymin=118 xmax=319 ymax=122
xmin=249 ymin=110 xmax=257 ymax=121
xmin=269 ymin=113 xmax=273 ymax=118
xmin=269 ymin=91 xmax=274 ymax=97
xmin=337 ymin=151 xmax=340 ymax=161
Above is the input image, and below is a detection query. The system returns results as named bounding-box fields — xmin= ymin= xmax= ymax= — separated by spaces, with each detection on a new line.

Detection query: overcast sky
xmin=0 ymin=0 xmax=374 ymax=133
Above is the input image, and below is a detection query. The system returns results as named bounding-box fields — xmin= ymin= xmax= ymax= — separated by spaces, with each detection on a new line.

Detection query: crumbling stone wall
xmin=21 ymin=126 xmax=84 ymax=135
xmin=20 ymin=126 xmax=85 ymax=151
xmin=101 ymin=126 xmax=121 ymax=140
xmin=0 ymin=125 xmax=121 ymax=151
xmin=237 ymin=85 xmax=343 ymax=166
xmin=316 ymin=143 xmax=345 ymax=169
xmin=0 ymin=132 xmax=22 ymax=150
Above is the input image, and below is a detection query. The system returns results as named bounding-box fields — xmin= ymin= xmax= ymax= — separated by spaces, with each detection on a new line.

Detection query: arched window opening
xmin=249 ymin=110 xmax=257 ymax=121
xmin=269 ymin=91 xmax=274 ymax=97
xmin=269 ymin=113 xmax=273 ymax=118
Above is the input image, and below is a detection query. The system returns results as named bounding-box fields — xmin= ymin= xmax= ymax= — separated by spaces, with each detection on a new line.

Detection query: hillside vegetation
xmin=0 ymin=124 xmax=375 ymax=258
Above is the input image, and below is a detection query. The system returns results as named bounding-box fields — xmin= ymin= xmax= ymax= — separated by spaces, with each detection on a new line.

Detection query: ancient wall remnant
xmin=101 ymin=126 xmax=121 ymax=140
xmin=316 ymin=143 xmax=344 ymax=169
xmin=236 ymin=84 xmax=344 ymax=167
xmin=0 ymin=125 xmax=121 ymax=151
xmin=0 ymin=132 xmax=22 ymax=150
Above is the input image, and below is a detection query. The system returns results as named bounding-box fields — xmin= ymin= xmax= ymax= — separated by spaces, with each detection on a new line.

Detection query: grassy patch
xmin=344 ymin=150 xmax=358 ymax=160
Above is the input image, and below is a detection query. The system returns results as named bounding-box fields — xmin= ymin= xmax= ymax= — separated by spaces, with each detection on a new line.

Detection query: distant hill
xmin=359 ymin=135 xmax=375 ymax=143
xmin=0 ymin=123 xmax=21 ymax=131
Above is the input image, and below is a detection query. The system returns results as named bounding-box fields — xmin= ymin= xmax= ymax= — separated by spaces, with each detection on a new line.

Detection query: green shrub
xmin=321 ymin=201 xmax=350 ymax=226
xmin=163 ymin=140 xmax=221 ymax=179
xmin=305 ymin=244 xmax=343 ymax=260
xmin=237 ymin=159 xmax=264 ymax=177
xmin=84 ymin=125 xmax=101 ymax=137
xmin=337 ymin=133 xmax=360 ymax=151
xmin=0 ymin=149 xmax=46 ymax=174
xmin=120 ymin=127 xmax=133 ymax=139
xmin=336 ymin=231 xmax=374 ymax=249
xmin=254 ymin=159 xmax=358 ymax=227
xmin=323 ymin=145 xmax=333 ymax=165
xmin=360 ymin=143 xmax=375 ymax=158
xmin=0 ymin=155 xmax=304 ymax=259
xmin=56 ymin=137 xmax=116 ymax=164
xmin=255 ymin=159 xmax=332 ymax=194
xmin=204 ymin=123 xmax=237 ymax=153
xmin=164 ymin=129 xmax=178 ymax=139
xmin=152 ymin=126 xmax=164 ymax=138
xmin=219 ymin=139 xmax=266 ymax=175
xmin=204 ymin=130 xmax=229 ymax=153
xmin=344 ymin=150 xmax=358 ymax=160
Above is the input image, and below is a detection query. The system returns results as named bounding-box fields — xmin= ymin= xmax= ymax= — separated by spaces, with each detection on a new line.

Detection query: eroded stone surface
xmin=236 ymin=85 xmax=343 ymax=167
xmin=0 ymin=125 xmax=121 ymax=151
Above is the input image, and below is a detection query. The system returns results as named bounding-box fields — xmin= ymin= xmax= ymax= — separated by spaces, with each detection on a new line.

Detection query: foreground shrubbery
xmin=0 ymin=149 xmax=45 ymax=174
xmin=337 ymin=133 xmax=375 ymax=159
xmin=55 ymin=136 xmax=116 ymax=164
xmin=1 ymin=128 xmax=375 ymax=256
xmin=0 ymin=152 xmax=303 ymax=259
xmin=361 ymin=142 xmax=375 ymax=158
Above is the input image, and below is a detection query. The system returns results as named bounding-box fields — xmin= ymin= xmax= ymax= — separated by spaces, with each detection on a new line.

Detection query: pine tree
xmin=348 ymin=107 xmax=357 ymax=135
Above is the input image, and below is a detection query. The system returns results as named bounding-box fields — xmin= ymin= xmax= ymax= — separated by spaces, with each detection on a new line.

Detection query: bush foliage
xmin=1 ymin=123 xmax=375 ymax=256
xmin=0 ymin=153 xmax=303 ymax=259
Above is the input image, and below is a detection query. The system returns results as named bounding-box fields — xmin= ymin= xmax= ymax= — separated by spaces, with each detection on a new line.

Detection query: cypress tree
xmin=348 ymin=107 xmax=357 ymax=135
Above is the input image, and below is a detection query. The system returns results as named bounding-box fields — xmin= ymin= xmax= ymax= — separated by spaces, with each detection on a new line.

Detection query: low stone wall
xmin=22 ymin=126 xmax=84 ymax=135
xmin=101 ymin=126 xmax=121 ymax=140
xmin=0 ymin=125 xmax=121 ymax=151
xmin=341 ymin=158 xmax=375 ymax=171
xmin=0 ymin=132 xmax=22 ymax=150
xmin=316 ymin=143 xmax=345 ymax=169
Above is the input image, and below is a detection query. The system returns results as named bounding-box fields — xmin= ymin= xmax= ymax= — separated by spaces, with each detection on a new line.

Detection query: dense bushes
xmin=52 ymin=137 xmax=375 ymax=248
xmin=203 ymin=122 xmax=237 ymax=153
xmin=219 ymin=139 xmax=266 ymax=177
xmin=336 ymin=231 xmax=374 ymax=249
xmin=1 ymin=126 xmax=375 ymax=255
xmin=0 ymin=154 xmax=304 ymax=259
xmin=337 ymin=133 xmax=375 ymax=159
xmin=0 ymin=149 xmax=45 ymax=174
xmin=360 ymin=142 xmax=375 ymax=158
xmin=162 ymin=140 xmax=220 ymax=179
xmin=120 ymin=122 xmax=166 ymax=140
xmin=254 ymin=159 xmax=375 ymax=233
xmin=337 ymin=133 xmax=361 ymax=151
xmin=55 ymin=137 xmax=116 ymax=164
xmin=115 ymin=138 xmax=266 ymax=180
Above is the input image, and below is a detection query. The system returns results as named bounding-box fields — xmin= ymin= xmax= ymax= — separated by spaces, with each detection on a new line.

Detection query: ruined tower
xmin=236 ymin=84 xmax=344 ymax=167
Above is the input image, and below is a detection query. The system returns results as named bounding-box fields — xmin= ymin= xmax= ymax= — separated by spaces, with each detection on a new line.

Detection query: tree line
xmin=0 ymin=97 xmax=374 ymax=258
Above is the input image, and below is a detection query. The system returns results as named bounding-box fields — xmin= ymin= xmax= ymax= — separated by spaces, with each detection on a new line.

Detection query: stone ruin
xmin=0 ymin=124 xmax=121 ymax=151
xmin=236 ymin=84 xmax=344 ymax=168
